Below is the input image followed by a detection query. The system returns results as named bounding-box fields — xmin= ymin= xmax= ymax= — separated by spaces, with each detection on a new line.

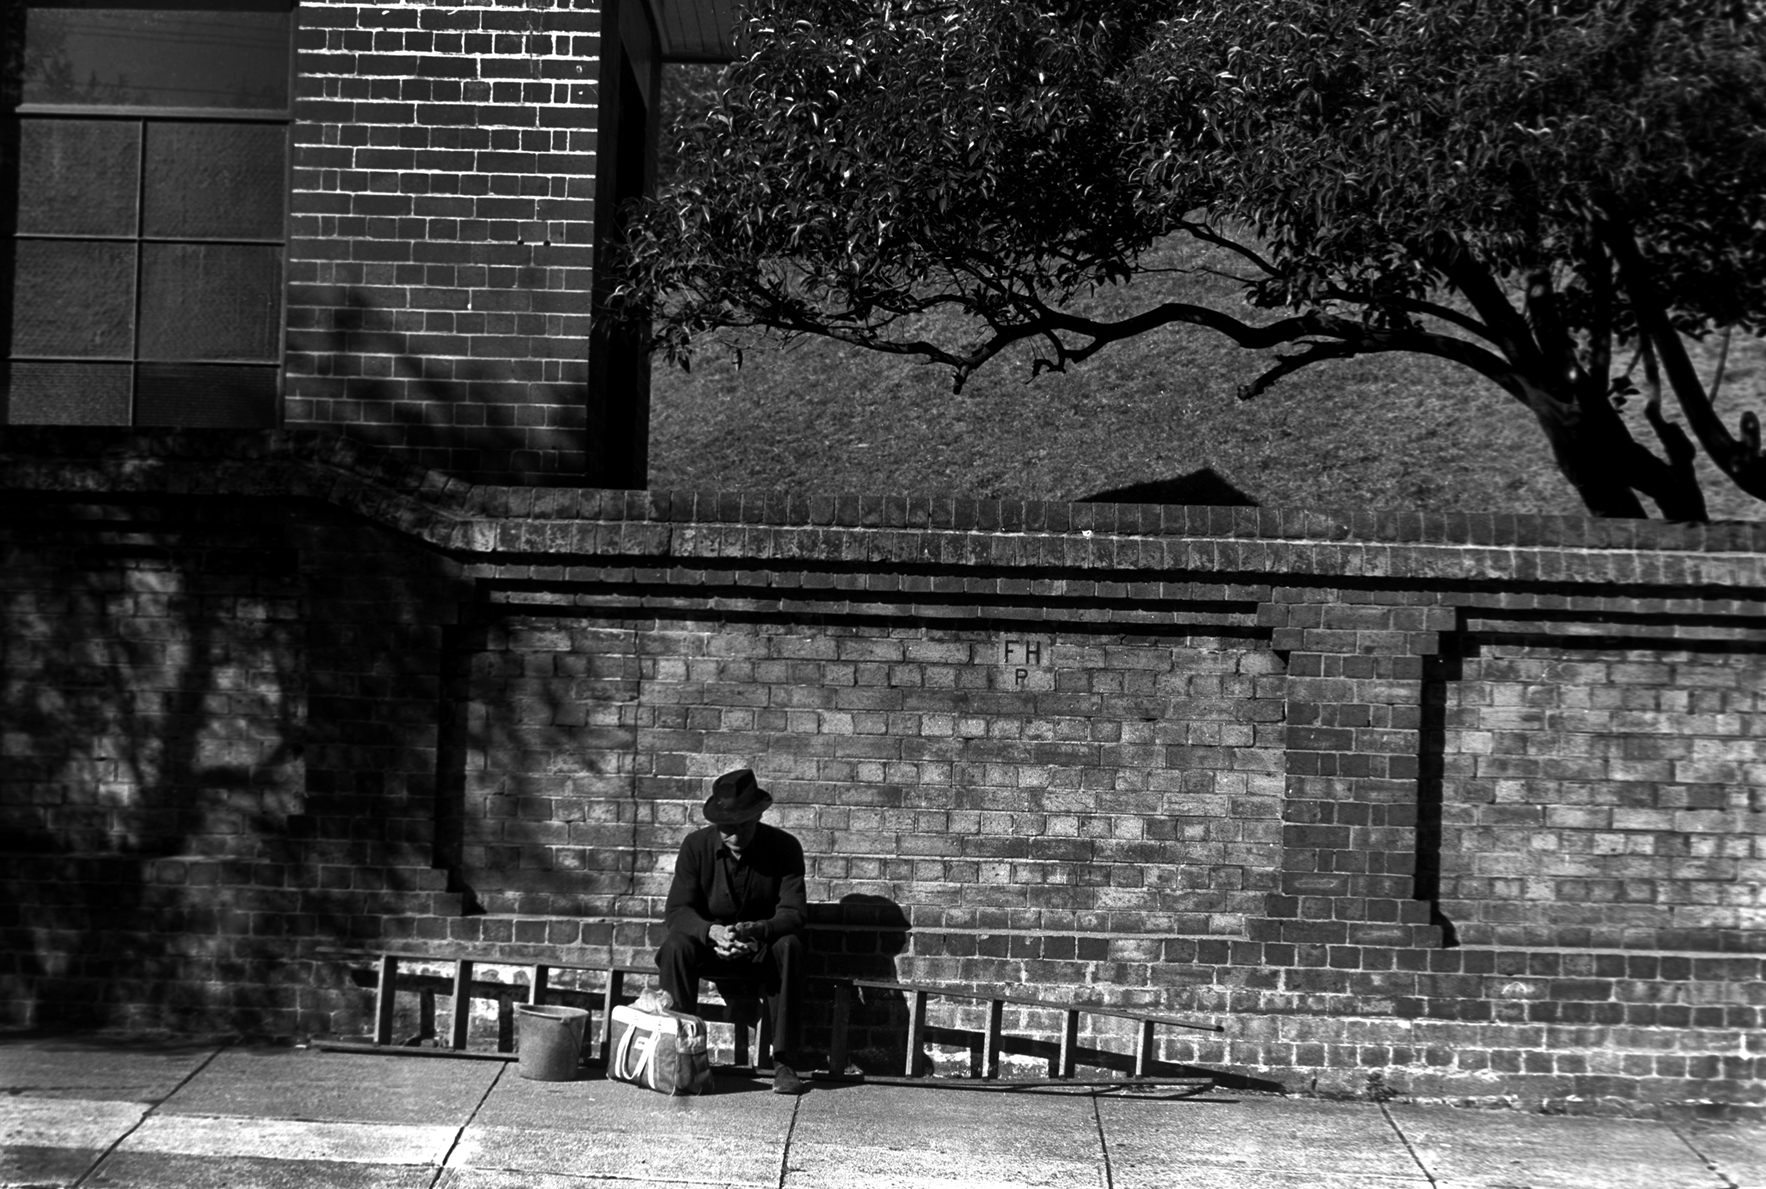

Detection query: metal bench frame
xmin=319 ymin=948 xmax=1223 ymax=1086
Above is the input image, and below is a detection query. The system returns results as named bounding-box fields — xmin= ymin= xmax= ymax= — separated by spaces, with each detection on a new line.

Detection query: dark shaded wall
xmin=1 ymin=437 xmax=470 ymax=1033
xmin=2 ymin=430 xmax=1762 ymax=1111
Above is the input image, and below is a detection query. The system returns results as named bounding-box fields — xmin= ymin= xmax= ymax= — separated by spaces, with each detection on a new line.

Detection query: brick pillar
xmin=284 ymin=0 xmax=602 ymax=485
xmin=584 ymin=0 xmax=660 ymax=490
xmin=1255 ymin=591 xmax=1453 ymax=949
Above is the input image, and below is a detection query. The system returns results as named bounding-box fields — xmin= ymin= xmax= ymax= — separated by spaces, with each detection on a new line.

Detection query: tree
xmin=612 ymin=0 xmax=1766 ymax=519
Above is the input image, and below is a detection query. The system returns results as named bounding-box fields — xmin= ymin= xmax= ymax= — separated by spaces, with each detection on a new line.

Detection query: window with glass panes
xmin=2 ymin=0 xmax=292 ymax=427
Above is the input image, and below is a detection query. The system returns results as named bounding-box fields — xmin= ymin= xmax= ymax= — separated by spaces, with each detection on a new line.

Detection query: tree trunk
xmin=1521 ymin=376 xmax=1706 ymax=520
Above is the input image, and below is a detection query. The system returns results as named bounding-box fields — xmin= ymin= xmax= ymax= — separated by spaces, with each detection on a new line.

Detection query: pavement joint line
xmin=774 ymin=1083 xmax=803 ymax=1189
xmin=1377 ymin=1102 xmax=1439 ymax=1188
xmin=68 ymin=1038 xmax=232 ymax=1189
xmin=1089 ymin=1088 xmax=1115 ymax=1189
xmin=431 ymin=1048 xmax=510 ymax=1187
xmin=1664 ymin=1118 xmax=1742 ymax=1189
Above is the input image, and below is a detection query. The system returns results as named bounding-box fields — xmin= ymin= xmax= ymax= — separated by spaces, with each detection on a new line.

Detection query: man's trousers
xmin=655 ymin=931 xmax=805 ymax=1062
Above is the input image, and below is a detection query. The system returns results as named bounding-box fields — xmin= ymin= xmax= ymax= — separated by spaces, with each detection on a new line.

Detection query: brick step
xmin=379 ymin=867 xmax=451 ymax=893
xmin=379 ymin=913 xmax=660 ymax=956
xmin=292 ymin=838 xmax=435 ymax=867
xmin=129 ymin=857 xmax=454 ymax=896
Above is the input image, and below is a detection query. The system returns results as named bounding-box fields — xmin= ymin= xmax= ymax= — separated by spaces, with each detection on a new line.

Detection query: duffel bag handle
xmin=614 ymin=1021 xmax=660 ymax=1087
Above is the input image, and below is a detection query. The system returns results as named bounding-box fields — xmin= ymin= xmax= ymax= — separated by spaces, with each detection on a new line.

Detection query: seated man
xmin=656 ymin=768 xmax=809 ymax=1095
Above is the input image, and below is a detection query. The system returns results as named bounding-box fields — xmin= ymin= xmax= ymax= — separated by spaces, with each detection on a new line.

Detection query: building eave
xmin=650 ymin=0 xmax=740 ymax=63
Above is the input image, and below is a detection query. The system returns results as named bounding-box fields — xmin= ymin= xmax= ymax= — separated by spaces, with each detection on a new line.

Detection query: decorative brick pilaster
xmin=1256 ymin=592 xmax=1456 ymax=948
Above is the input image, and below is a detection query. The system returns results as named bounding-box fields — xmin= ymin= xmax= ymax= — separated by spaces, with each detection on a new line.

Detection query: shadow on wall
xmin=1416 ymin=649 xmax=1463 ymax=947
xmin=431 ymin=609 xmax=648 ymax=919
xmin=290 ymin=286 xmax=592 ymax=486
xmin=0 ymin=499 xmax=306 ymax=1031
xmin=808 ymin=893 xmax=912 ymax=1074
xmin=0 ymin=487 xmax=466 ymax=1037
xmin=1083 ymin=466 xmax=1258 ymax=506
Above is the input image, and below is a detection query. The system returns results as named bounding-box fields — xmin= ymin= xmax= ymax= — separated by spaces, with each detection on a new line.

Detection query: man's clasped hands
xmin=709 ymin=920 xmax=765 ymax=960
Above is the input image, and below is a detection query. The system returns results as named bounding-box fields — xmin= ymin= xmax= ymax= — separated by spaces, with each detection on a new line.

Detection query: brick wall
xmin=458 ymin=620 xmax=1285 ymax=935
xmin=0 ymin=492 xmax=311 ymax=1032
xmin=1 ymin=436 xmax=471 ymax=1034
xmin=284 ymin=0 xmax=605 ymax=484
xmin=1438 ymin=641 xmax=1764 ymax=953
xmin=3 ymin=429 xmax=1763 ymax=1111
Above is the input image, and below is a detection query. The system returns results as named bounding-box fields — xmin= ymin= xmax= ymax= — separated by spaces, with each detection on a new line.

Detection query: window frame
xmin=3 ymin=0 xmax=296 ymax=428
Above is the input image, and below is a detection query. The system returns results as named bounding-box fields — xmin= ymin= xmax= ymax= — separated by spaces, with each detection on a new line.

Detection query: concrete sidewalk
xmin=2 ymin=1036 xmax=1761 ymax=1189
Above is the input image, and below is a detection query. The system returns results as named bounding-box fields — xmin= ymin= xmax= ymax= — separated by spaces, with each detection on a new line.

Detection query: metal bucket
xmin=516 ymin=1004 xmax=590 ymax=1081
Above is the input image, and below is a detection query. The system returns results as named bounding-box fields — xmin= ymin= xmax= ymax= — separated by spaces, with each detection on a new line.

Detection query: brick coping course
xmin=5 ymin=429 xmax=1766 ymax=584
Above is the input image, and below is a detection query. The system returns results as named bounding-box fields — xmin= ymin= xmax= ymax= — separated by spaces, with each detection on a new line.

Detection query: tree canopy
xmin=612 ymin=0 xmax=1766 ymax=519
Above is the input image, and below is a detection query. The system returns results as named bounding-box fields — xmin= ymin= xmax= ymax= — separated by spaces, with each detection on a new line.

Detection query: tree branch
xmin=1586 ymin=236 xmax=1613 ymax=396
xmin=1601 ymin=212 xmax=1766 ymax=500
xmin=1029 ymin=301 xmax=1539 ymax=407
xmin=713 ymin=255 xmax=1564 ymax=422
xmin=1641 ymin=395 xmax=1709 ymax=520
xmin=1235 ymin=342 xmax=1366 ymax=400
xmin=1431 ymin=241 xmax=1546 ymax=374
xmin=1324 ymin=287 xmax=1500 ymax=345
xmin=1709 ymin=326 xmax=1734 ymax=406
xmin=1174 ymin=220 xmax=1283 ymax=277
xmin=1524 ymin=267 xmax=1582 ymax=385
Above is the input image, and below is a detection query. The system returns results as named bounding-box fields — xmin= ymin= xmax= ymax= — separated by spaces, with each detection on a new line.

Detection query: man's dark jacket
xmin=663 ymin=822 xmax=807 ymax=944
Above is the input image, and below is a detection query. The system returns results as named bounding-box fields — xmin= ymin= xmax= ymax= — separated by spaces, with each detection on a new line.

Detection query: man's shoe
xmin=772 ymin=1060 xmax=806 ymax=1095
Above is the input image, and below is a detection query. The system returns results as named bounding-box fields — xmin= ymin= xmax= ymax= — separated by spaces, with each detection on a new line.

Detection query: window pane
xmin=136 ymin=362 xmax=276 ymax=427
xmin=11 ymin=239 xmax=136 ymax=357
xmin=20 ymin=9 xmax=290 ymax=110
xmin=15 ymin=118 xmax=140 ymax=236
xmin=138 ymin=243 xmax=281 ymax=361
xmin=143 ymin=122 xmax=285 ymax=239
xmin=4 ymin=362 xmax=132 ymax=424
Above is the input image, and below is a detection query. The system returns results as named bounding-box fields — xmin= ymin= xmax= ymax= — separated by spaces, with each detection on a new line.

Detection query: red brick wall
xmin=3 ymin=430 xmax=1763 ymax=1111
xmin=0 ymin=494 xmax=312 ymax=1032
xmin=1440 ymin=641 xmax=1765 ymax=953
xmin=283 ymin=0 xmax=603 ymax=484
xmin=458 ymin=620 xmax=1286 ymax=940
xmin=1 ymin=438 xmax=470 ymax=1034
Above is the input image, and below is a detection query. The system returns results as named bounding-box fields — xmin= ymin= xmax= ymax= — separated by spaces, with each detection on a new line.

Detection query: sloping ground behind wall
xmin=1 ymin=429 xmax=1762 ymax=1111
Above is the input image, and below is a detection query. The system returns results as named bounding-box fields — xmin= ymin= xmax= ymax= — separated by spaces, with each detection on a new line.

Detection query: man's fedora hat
xmin=703 ymin=768 xmax=773 ymax=825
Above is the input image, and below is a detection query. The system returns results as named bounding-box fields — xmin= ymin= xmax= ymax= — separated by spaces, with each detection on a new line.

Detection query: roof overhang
xmin=650 ymin=0 xmax=741 ymax=63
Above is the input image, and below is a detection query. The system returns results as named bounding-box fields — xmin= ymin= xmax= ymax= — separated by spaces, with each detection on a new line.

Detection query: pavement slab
xmin=161 ymin=1049 xmax=505 ymax=1126
xmin=442 ymin=1170 xmax=746 ymax=1189
xmin=1388 ymin=1104 xmax=1726 ymax=1189
xmin=790 ymin=1083 xmax=1104 ymax=1157
xmin=1 ymin=1143 xmax=106 ymax=1189
xmin=118 ymin=1114 xmax=459 ymax=1166
xmin=449 ymin=1124 xmax=783 ymax=1185
xmin=1098 ymin=1093 xmax=1426 ymax=1188
xmin=1677 ymin=1121 xmax=1766 ymax=1188
xmin=0 ymin=1038 xmax=221 ymax=1103
xmin=82 ymin=1150 xmax=440 ymax=1189
xmin=471 ymin=1070 xmax=796 ymax=1138
xmin=783 ymin=1139 xmax=1105 ymax=1189
xmin=1 ymin=1096 xmax=151 ymax=1189
xmin=6 ymin=1039 xmax=1766 ymax=1189
xmin=1100 ymin=1170 xmax=1422 ymax=1189
xmin=784 ymin=1083 xmax=1106 ymax=1189
xmin=453 ymin=1070 xmax=796 ymax=1184
xmin=0 ymin=1097 xmax=151 ymax=1151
